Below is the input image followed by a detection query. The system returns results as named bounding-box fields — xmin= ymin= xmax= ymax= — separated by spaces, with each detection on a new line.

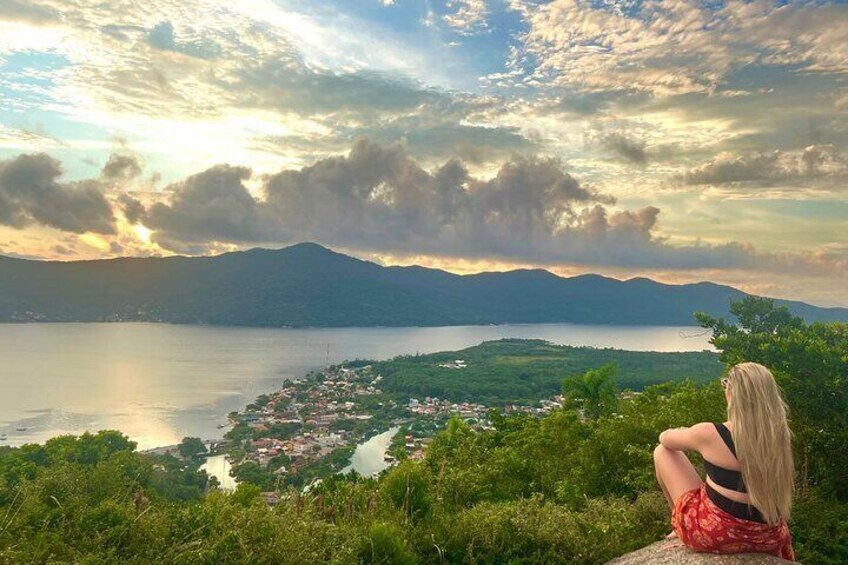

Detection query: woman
xmin=653 ymin=362 xmax=795 ymax=560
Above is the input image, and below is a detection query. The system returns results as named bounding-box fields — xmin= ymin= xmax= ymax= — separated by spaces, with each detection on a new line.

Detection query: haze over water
xmin=0 ymin=323 xmax=713 ymax=449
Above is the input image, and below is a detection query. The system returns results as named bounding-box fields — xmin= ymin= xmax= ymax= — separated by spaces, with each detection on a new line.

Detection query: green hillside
xmin=375 ymin=339 xmax=722 ymax=404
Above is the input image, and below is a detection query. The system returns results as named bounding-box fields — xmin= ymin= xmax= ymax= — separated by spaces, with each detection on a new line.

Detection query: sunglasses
xmin=721 ymin=377 xmax=730 ymax=389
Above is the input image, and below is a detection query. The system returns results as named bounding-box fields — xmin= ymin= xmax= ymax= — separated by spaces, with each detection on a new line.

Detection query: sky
xmin=0 ymin=0 xmax=847 ymax=307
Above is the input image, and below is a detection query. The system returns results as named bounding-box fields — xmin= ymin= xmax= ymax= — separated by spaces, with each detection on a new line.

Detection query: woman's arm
xmin=658 ymin=422 xmax=714 ymax=452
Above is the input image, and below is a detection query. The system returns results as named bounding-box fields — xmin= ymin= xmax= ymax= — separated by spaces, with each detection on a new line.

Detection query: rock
xmin=607 ymin=539 xmax=795 ymax=564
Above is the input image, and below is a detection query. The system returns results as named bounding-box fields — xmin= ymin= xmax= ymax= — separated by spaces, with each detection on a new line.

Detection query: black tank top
xmin=703 ymin=423 xmax=746 ymax=492
xmin=703 ymin=422 xmax=766 ymax=523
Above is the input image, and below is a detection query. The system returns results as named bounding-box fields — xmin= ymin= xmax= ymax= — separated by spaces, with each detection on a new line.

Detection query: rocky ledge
xmin=608 ymin=539 xmax=795 ymax=564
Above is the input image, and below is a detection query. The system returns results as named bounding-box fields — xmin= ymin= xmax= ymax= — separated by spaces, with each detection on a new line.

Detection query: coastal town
xmin=221 ymin=360 xmax=566 ymax=490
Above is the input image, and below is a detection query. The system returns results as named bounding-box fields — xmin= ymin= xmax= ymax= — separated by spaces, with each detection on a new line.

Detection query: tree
xmin=562 ymin=364 xmax=619 ymax=420
xmin=178 ymin=437 xmax=207 ymax=460
xmin=230 ymin=461 xmax=275 ymax=491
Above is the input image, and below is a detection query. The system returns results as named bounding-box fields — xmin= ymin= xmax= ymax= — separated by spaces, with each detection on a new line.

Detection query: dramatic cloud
xmin=0 ymin=154 xmax=116 ymax=234
xmin=131 ymin=139 xmax=847 ymax=278
xmin=257 ymin=138 xmax=614 ymax=257
xmin=144 ymin=165 xmax=276 ymax=252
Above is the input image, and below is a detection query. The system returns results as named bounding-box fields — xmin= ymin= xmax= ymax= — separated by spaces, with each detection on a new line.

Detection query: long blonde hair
xmin=726 ymin=362 xmax=794 ymax=525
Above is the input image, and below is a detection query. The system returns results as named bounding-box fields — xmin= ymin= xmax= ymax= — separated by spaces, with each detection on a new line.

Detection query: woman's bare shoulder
xmin=688 ymin=422 xmax=729 ymax=451
xmin=659 ymin=422 xmax=717 ymax=451
xmin=689 ymin=422 xmax=718 ymax=438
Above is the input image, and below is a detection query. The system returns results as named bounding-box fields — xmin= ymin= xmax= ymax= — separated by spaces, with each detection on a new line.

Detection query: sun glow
xmin=79 ymin=234 xmax=110 ymax=251
xmin=134 ymin=224 xmax=152 ymax=243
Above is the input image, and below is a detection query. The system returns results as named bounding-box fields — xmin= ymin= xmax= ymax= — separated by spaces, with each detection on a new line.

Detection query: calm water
xmin=200 ymin=454 xmax=237 ymax=490
xmin=0 ymin=323 xmax=712 ymax=449
xmin=341 ymin=426 xmax=401 ymax=478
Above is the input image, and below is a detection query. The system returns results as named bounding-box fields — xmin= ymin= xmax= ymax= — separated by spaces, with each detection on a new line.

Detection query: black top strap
xmin=714 ymin=422 xmax=737 ymax=457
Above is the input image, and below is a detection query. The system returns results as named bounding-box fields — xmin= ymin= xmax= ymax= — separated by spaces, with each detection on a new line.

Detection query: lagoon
xmin=0 ymin=322 xmax=712 ymax=449
xmin=200 ymin=454 xmax=237 ymax=490
xmin=342 ymin=426 xmax=401 ymax=478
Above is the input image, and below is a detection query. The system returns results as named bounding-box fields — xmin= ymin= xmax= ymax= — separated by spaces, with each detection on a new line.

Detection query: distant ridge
xmin=1 ymin=242 xmax=845 ymax=326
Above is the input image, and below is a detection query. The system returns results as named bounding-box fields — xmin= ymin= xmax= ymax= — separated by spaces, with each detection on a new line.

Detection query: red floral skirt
xmin=672 ymin=484 xmax=795 ymax=561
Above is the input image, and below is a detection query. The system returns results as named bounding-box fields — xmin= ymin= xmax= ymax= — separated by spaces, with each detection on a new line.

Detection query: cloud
xmin=0 ymin=0 xmax=533 ymax=179
xmin=366 ymin=119 xmax=539 ymax=164
xmin=132 ymin=139 xmax=846 ymax=278
xmin=601 ymin=133 xmax=647 ymax=165
xmin=232 ymin=61 xmax=447 ymax=117
xmin=146 ymin=20 xmax=220 ymax=59
xmin=101 ymin=154 xmax=142 ymax=181
xmin=51 ymin=243 xmax=73 ymax=255
xmin=513 ymin=1 xmax=848 ymax=95
xmin=0 ymin=153 xmax=116 ymax=234
xmin=443 ymin=0 xmax=489 ymax=35
xmin=0 ymin=0 xmax=60 ymax=24
xmin=257 ymin=138 xmax=615 ymax=257
xmin=136 ymin=137 xmax=621 ymax=254
xmin=1 ymin=0 xmax=846 ymax=305
xmin=118 ymin=193 xmax=146 ymax=224
xmin=144 ymin=164 xmax=278 ymax=251
xmin=680 ymin=145 xmax=848 ymax=186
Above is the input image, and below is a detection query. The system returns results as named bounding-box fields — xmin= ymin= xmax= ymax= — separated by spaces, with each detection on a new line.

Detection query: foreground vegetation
xmin=0 ymin=297 xmax=845 ymax=564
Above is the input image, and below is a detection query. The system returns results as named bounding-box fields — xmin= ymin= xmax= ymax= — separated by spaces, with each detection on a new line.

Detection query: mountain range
xmin=1 ymin=242 xmax=846 ymax=326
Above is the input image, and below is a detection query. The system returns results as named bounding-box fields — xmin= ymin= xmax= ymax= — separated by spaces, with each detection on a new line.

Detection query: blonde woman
xmin=653 ymin=362 xmax=795 ymax=560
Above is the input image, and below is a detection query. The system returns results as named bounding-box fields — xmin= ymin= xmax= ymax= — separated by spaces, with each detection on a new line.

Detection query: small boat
xmin=15 ymin=426 xmax=27 ymax=432
xmin=0 ymin=434 xmax=7 ymax=441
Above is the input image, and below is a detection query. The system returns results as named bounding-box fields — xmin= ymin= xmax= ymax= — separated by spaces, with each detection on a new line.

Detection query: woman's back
xmin=699 ymin=422 xmax=748 ymax=502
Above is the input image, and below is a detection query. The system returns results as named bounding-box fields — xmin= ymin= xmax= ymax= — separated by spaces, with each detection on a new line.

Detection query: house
xmin=317 ymin=413 xmax=337 ymax=425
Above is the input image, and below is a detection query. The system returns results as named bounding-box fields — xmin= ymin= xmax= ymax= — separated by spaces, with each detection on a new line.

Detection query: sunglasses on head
xmin=721 ymin=377 xmax=730 ymax=389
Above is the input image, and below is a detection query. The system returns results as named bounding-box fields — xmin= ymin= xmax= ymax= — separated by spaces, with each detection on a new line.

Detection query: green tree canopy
xmin=562 ymin=364 xmax=619 ymax=420
xmin=178 ymin=437 xmax=207 ymax=460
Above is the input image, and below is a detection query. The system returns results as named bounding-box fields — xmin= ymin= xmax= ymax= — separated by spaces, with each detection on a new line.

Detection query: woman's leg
xmin=653 ymin=444 xmax=702 ymax=510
